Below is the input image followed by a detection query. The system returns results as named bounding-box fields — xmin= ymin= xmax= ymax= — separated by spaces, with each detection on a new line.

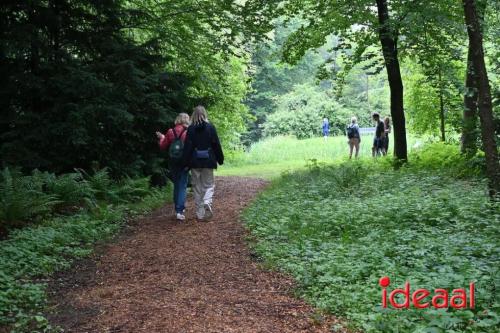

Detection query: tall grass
xmin=220 ymin=134 xmax=423 ymax=178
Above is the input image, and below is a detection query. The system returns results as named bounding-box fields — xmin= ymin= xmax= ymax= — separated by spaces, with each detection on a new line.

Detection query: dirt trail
xmin=48 ymin=177 xmax=341 ymax=333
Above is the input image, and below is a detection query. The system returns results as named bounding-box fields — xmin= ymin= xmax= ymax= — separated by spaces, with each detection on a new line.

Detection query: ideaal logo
xmin=379 ymin=276 xmax=475 ymax=309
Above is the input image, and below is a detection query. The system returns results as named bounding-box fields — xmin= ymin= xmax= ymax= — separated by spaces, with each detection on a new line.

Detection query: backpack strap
xmin=172 ymin=127 xmax=186 ymax=140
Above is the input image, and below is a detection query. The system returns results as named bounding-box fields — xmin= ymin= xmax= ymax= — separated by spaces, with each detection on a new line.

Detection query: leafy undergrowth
xmin=0 ymin=170 xmax=170 ymax=333
xmin=243 ymin=161 xmax=499 ymax=333
xmin=0 ymin=168 xmax=156 ymax=234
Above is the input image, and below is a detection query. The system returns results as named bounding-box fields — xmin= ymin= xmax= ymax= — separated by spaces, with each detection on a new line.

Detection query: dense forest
xmin=0 ymin=0 xmax=270 ymax=178
xmin=1 ymin=0 xmax=499 ymax=189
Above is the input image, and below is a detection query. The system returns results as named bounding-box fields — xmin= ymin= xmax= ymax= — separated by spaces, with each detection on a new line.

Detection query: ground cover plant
xmin=0 ymin=169 xmax=170 ymax=333
xmin=243 ymin=152 xmax=499 ymax=332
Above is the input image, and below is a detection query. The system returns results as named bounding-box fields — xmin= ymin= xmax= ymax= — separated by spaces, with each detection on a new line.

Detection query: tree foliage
xmin=0 ymin=0 xmax=262 ymax=178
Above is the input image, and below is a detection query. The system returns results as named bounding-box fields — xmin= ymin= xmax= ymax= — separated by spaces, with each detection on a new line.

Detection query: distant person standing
xmin=382 ymin=116 xmax=391 ymax=156
xmin=182 ymin=106 xmax=224 ymax=221
xmin=372 ymin=112 xmax=385 ymax=157
xmin=346 ymin=117 xmax=361 ymax=159
xmin=322 ymin=118 xmax=330 ymax=141
xmin=156 ymin=113 xmax=190 ymax=221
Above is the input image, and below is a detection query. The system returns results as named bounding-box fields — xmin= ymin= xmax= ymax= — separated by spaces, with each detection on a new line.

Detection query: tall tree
xmin=462 ymin=0 xmax=500 ymax=196
xmin=461 ymin=0 xmax=487 ymax=155
xmin=375 ymin=0 xmax=407 ymax=160
xmin=462 ymin=44 xmax=479 ymax=154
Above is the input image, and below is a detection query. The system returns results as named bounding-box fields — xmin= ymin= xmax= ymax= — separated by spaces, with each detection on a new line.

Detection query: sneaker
xmin=176 ymin=213 xmax=186 ymax=221
xmin=204 ymin=203 xmax=213 ymax=220
xmin=196 ymin=206 xmax=205 ymax=221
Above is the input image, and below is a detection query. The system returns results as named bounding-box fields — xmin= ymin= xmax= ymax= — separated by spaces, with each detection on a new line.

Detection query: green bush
xmin=78 ymin=168 xmax=117 ymax=203
xmin=408 ymin=142 xmax=486 ymax=178
xmin=0 ymin=169 xmax=59 ymax=230
xmin=244 ymin=162 xmax=499 ymax=333
xmin=0 ymin=166 xmax=157 ymax=234
xmin=34 ymin=170 xmax=95 ymax=210
xmin=114 ymin=176 xmax=151 ymax=203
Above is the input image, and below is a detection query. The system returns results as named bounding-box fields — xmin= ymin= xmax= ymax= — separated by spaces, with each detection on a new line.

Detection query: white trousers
xmin=191 ymin=168 xmax=215 ymax=218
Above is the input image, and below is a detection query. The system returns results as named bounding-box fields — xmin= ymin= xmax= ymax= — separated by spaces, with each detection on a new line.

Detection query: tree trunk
xmin=461 ymin=45 xmax=479 ymax=155
xmin=461 ymin=37 xmax=479 ymax=156
xmin=461 ymin=0 xmax=486 ymax=156
xmin=463 ymin=0 xmax=500 ymax=197
xmin=375 ymin=0 xmax=408 ymax=161
xmin=438 ymin=68 xmax=446 ymax=142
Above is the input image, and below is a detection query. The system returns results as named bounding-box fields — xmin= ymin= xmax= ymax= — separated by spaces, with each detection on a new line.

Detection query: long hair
xmin=384 ymin=116 xmax=391 ymax=127
xmin=191 ymin=105 xmax=208 ymax=125
xmin=175 ymin=113 xmax=190 ymax=126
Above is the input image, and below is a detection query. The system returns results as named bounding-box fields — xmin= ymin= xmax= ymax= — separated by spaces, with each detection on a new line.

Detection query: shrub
xmin=408 ymin=142 xmax=486 ymax=178
xmin=114 ymin=176 xmax=151 ymax=203
xmin=0 ymin=167 xmax=156 ymax=234
xmin=34 ymin=170 xmax=95 ymax=210
xmin=0 ymin=169 xmax=59 ymax=230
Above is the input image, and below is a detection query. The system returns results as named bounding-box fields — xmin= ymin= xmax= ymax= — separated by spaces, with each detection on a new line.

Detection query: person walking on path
xmin=346 ymin=116 xmax=361 ymax=159
xmin=372 ymin=112 xmax=386 ymax=157
xmin=382 ymin=116 xmax=391 ymax=156
xmin=182 ymin=106 xmax=224 ymax=221
xmin=156 ymin=113 xmax=190 ymax=221
xmin=322 ymin=118 xmax=330 ymax=141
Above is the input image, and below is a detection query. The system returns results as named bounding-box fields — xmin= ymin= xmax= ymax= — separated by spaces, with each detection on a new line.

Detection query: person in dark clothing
xmin=372 ymin=112 xmax=386 ymax=157
xmin=182 ymin=105 xmax=224 ymax=221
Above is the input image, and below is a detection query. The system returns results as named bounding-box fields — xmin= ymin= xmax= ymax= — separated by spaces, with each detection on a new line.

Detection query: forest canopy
xmin=0 ymin=0 xmax=499 ymax=190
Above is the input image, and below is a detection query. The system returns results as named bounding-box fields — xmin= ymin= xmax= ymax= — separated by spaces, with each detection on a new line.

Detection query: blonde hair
xmin=351 ymin=116 xmax=357 ymax=124
xmin=384 ymin=116 xmax=391 ymax=126
xmin=191 ymin=105 xmax=208 ymax=125
xmin=175 ymin=113 xmax=190 ymax=126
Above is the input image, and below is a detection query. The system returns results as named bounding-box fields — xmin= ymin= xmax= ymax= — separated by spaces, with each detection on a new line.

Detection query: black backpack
xmin=346 ymin=125 xmax=359 ymax=139
xmin=168 ymin=127 xmax=186 ymax=163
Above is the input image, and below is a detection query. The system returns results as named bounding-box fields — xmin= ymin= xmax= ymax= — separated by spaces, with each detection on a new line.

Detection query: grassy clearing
xmin=0 ymin=170 xmax=171 ymax=333
xmin=242 ymin=144 xmax=497 ymax=332
xmin=219 ymin=134 xmax=422 ymax=178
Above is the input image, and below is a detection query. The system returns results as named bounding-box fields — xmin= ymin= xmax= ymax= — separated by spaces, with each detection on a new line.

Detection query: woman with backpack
xmin=156 ymin=113 xmax=190 ymax=221
xmin=346 ymin=116 xmax=361 ymax=159
xmin=182 ymin=106 xmax=224 ymax=221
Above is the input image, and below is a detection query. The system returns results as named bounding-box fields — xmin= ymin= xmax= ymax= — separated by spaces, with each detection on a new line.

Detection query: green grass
xmin=243 ymin=159 xmax=498 ymax=333
xmin=216 ymin=160 xmax=308 ymax=179
xmin=219 ymin=134 xmax=422 ymax=178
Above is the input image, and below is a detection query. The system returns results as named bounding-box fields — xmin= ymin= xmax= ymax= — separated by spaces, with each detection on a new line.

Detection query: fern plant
xmin=76 ymin=168 xmax=120 ymax=203
xmin=0 ymin=168 xmax=59 ymax=229
xmin=45 ymin=172 xmax=95 ymax=210
xmin=114 ymin=177 xmax=151 ymax=203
